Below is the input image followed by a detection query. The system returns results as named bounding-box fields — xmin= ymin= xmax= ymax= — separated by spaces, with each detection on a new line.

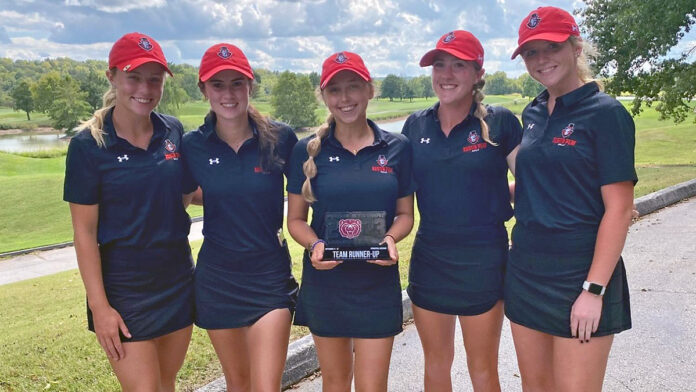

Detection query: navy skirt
xmin=407 ymin=236 xmax=507 ymax=316
xmin=293 ymin=251 xmax=402 ymax=338
xmin=504 ymin=224 xmax=631 ymax=338
xmin=194 ymin=240 xmax=298 ymax=329
xmin=88 ymin=242 xmax=195 ymax=342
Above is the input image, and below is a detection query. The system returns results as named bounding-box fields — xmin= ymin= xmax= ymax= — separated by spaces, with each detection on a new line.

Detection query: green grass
xmin=0 ymin=107 xmax=52 ymax=129
xmin=0 ymin=99 xmax=693 ymax=254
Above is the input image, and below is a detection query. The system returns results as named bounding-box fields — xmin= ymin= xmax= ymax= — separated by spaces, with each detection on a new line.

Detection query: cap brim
xmin=419 ymin=48 xmax=479 ymax=67
xmin=511 ymin=32 xmax=572 ymax=59
xmin=199 ymin=64 xmax=254 ymax=82
xmin=118 ymin=57 xmax=173 ymax=76
xmin=320 ymin=68 xmax=371 ymax=89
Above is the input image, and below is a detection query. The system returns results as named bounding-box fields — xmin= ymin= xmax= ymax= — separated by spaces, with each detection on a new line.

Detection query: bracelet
xmin=309 ymin=239 xmax=326 ymax=252
xmin=384 ymin=234 xmax=396 ymax=243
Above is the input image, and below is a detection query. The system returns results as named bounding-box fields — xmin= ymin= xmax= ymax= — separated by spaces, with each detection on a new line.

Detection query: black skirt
xmin=194 ymin=240 xmax=298 ymax=329
xmin=88 ymin=242 xmax=195 ymax=342
xmin=293 ymin=251 xmax=402 ymax=338
xmin=504 ymin=224 xmax=631 ymax=338
xmin=407 ymin=236 xmax=507 ymax=315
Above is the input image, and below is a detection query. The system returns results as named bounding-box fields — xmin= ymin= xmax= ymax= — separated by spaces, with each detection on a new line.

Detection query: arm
xmin=570 ymin=181 xmax=634 ymax=342
xmin=286 ymin=193 xmax=341 ymax=270
xmin=183 ymin=187 xmax=202 ymax=208
xmin=69 ymin=203 xmax=131 ymax=360
xmin=506 ymin=145 xmax=520 ymax=204
xmin=369 ymin=194 xmax=415 ymax=266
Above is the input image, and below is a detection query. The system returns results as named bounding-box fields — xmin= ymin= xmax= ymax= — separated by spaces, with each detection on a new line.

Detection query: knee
xmin=322 ymin=370 xmax=353 ymax=392
xmin=423 ymin=349 xmax=454 ymax=374
xmin=224 ymin=378 xmax=250 ymax=392
xmin=520 ymin=375 xmax=554 ymax=392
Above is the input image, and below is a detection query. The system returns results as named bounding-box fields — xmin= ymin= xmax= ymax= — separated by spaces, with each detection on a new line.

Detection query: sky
xmin=0 ymin=0 xmax=694 ymax=78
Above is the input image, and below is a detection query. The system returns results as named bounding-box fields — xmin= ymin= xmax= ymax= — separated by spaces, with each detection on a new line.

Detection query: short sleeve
xmin=396 ymin=137 xmax=416 ymax=198
xmin=286 ymin=138 xmax=309 ymax=194
xmin=594 ymin=104 xmax=638 ymax=186
xmin=63 ymin=137 xmax=100 ymax=205
xmin=280 ymin=127 xmax=299 ymax=176
xmin=180 ymin=133 xmax=199 ymax=194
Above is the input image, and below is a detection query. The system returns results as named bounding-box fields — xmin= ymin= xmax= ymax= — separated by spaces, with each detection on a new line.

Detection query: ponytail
xmin=301 ymin=114 xmax=334 ymax=203
xmin=80 ymin=84 xmax=117 ymax=148
xmin=472 ymin=78 xmax=498 ymax=146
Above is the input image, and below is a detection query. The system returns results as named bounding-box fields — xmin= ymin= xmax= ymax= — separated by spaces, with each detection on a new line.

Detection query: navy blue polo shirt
xmin=63 ymin=109 xmax=191 ymax=249
xmin=287 ymin=120 xmax=416 ymax=239
xmin=402 ymin=103 xmax=522 ymax=245
xmin=182 ymin=115 xmax=298 ymax=253
xmin=515 ymin=82 xmax=637 ymax=231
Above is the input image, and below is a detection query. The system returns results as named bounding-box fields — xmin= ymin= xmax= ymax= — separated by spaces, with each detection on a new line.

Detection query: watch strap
xmin=583 ymin=280 xmax=606 ymax=296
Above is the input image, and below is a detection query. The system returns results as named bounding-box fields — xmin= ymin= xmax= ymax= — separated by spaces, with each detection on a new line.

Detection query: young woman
xmin=506 ymin=7 xmax=635 ymax=391
xmin=286 ymin=52 xmax=415 ymax=391
xmin=64 ymin=32 xmax=194 ymax=391
xmin=402 ymin=30 xmax=522 ymax=391
xmin=181 ymin=43 xmax=299 ymax=391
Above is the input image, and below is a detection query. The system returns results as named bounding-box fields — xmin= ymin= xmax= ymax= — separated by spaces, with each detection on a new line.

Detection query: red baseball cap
xmin=320 ymin=51 xmax=371 ymax=89
xmin=511 ymin=6 xmax=580 ymax=59
xmin=420 ymin=30 xmax=484 ymax=68
xmin=199 ymin=43 xmax=254 ymax=82
xmin=109 ymin=32 xmax=172 ymax=76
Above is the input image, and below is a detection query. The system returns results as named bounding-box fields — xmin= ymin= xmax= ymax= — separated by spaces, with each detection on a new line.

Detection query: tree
xmin=308 ymin=71 xmax=320 ymax=89
xmin=380 ymin=74 xmax=402 ymax=101
xmin=403 ymin=79 xmax=417 ymax=102
xmin=78 ymin=69 xmax=109 ymax=111
xmin=31 ymin=71 xmax=62 ymax=113
xmin=580 ymin=0 xmax=696 ymax=122
xmin=484 ymin=71 xmax=519 ymax=95
xmin=11 ymin=79 xmax=34 ymax=120
xmin=47 ymin=76 xmax=91 ymax=133
xmin=418 ymin=75 xmax=434 ymax=99
xmin=519 ymin=73 xmax=544 ymax=99
xmin=271 ymin=71 xmax=318 ymax=128
xmin=157 ymin=78 xmax=189 ymax=116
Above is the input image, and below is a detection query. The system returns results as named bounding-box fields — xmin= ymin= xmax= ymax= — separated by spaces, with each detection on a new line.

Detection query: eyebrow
xmin=209 ymin=76 xmax=246 ymax=82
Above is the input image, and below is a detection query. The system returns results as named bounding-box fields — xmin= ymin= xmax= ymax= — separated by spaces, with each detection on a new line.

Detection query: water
xmin=378 ymin=119 xmax=406 ymax=133
xmin=0 ymin=133 xmax=68 ymax=152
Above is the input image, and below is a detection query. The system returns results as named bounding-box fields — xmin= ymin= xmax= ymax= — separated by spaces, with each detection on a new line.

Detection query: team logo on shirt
xmin=338 ymin=219 xmax=362 ymax=239
xmin=138 ymin=37 xmax=153 ymax=51
xmin=218 ymin=46 xmax=232 ymax=59
xmin=209 ymin=157 xmax=220 ymax=165
xmin=335 ymin=52 xmax=348 ymax=64
xmin=163 ymin=139 xmax=180 ymax=160
xmin=552 ymin=123 xmax=577 ymax=146
xmin=329 ymin=156 xmax=340 ymax=162
xmin=420 ymin=138 xmax=430 ymax=144
xmin=117 ymin=154 xmax=129 ymax=162
xmin=527 ymin=13 xmax=541 ymax=29
xmin=371 ymin=155 xmax=393 ymax=173
xmin=462 ymin=131 xmax=487 ymax=153
xmin=443 ymin=32 xmax=456 ymax=43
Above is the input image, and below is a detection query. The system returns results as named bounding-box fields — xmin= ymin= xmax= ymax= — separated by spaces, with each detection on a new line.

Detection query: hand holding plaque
xmin=323 ymin=211 xmax=391 ymax=261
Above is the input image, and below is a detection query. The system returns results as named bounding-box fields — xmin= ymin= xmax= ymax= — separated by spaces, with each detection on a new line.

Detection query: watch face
xmin=587 ymin=283 xmax=604 ymax=295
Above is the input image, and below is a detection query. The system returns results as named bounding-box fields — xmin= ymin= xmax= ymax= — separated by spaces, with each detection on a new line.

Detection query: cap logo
xmin=527 ymin=13 xmax=541 ymax=29
xmin=218 ymin=46 xmax=232 ymax=59
xmin=138 ymin=37 xmax=153 ymax=51
xmin=335 ymin=52 xmax=348 ymax=64
xmin=443 ymin=32 xmax=456 ymax=43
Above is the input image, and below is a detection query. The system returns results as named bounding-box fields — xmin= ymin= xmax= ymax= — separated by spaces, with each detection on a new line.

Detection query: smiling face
xmin=108 ymin=62 xmax=166 ymax=117
xmin=431 ymin=52 xmax=484 ymax=107
xmin=200 ymin=69 xmax=251 ymax=122
xmin=520 ymin=39 xmax=583 ymax=96
xmin=321 ymin=70 xmax=374 ymax=126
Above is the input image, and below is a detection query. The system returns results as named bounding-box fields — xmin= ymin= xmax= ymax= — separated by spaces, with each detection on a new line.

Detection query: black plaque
xmin=323 ymin=211 xmax=390 ymax=261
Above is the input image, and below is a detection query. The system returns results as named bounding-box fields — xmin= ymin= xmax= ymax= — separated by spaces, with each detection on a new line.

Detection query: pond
xmin=378 ymin=119 xmax=405 ymax=133
xmin=0 ymin=132 xmax=68 ymax=152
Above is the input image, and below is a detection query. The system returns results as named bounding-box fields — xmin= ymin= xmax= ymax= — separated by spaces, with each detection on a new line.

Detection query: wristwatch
xmin=583 ymin=281 xmax=606 ymax=296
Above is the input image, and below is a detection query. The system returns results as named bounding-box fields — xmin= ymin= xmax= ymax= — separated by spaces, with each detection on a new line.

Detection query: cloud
xmin=0 ymin=27 xmax=10 ymax=44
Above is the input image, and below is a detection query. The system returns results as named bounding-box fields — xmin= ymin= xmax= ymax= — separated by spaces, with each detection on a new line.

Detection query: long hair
xmin=201 ymin=79 xmax=282 ymax=171
xmin=80 ymin=77 xmax=117 ymax=148
xmin=470 ymin=65 xmax=497 ymax=146
xmin=301 ymin=113 xmax=334 ymax=203
xmin=569 ymin=36 xmax=604 ymax=91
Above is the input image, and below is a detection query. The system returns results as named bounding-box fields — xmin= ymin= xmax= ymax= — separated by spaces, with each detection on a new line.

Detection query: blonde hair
xmin=81 ymin=84 xmax=117 ymax=148
xmin=301 ymin=113 xmax=334 ymax=203
xmin=569 ymin=36 xmax=604 ymax=91
xmin=471 ymin=72 xmax=497 ymax=146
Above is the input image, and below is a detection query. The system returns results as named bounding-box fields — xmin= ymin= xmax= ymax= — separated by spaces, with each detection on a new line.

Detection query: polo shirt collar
xmin=103 ymin=107 xmax=168 ymax=150
xmin=531 ymin=82 xmax=599 ymax=109
xmin=201 ymin=113 xmax=260 ymax=145
xmin=325 ymin=119 xmax=387 ymax=150
xmin=428 ymin=101 xmax=477 ymax=124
